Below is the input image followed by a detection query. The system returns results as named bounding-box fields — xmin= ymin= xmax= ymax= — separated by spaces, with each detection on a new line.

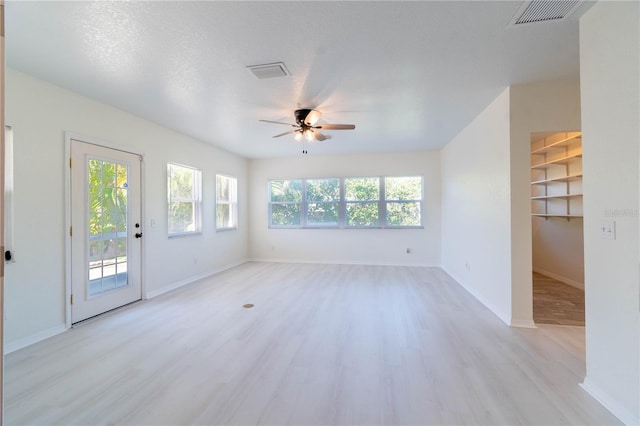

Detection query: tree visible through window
xmin=268 ymin=176 xmax=423 ymax=228
xmin=167 ymin=163 xmax=202 ymax=235
xmin=306 ymin=178 xmax=340 ymax=226
xmin=216 ymin=174 xmax=237 ymax=230
xmin=384 ymin=176 xmax=423 ymax=227
xmin=270 ymin=180 xmax=302 ymax=226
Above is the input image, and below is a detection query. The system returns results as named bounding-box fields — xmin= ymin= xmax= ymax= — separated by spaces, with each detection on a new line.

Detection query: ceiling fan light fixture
xmin=305 ymin=110 xmax=322 ymax=125
xmin=294 ymin=131 xmax=303 ymax=142
xmin=304 ymin=129 xmax=315 ymax=141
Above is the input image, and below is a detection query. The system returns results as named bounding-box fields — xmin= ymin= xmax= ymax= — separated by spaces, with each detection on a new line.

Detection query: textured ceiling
xmin=6 ymin=1 xmax=590 ymax=158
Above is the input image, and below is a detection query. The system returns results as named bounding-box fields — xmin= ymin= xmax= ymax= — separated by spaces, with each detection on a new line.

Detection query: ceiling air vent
xmin=247 ymin=62 xmax=290 ymax=79
xmin=509 ymin=0 xmax=582 ymax=26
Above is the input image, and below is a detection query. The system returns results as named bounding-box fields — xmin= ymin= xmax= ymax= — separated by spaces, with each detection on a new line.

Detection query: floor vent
xmin=509 ymin=0 xmax=582 ymax=26
xmin=243 ymin=303 xmax=254 ymax=309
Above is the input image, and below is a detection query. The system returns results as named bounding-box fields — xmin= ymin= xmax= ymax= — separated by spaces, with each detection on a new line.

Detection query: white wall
xmin=532 ymin=218 xmax=584 ymax=288
xmin=509 ymin=80 xmax=582 ymax=321
xmin=580 ymin=2 xmax=640 ymax=424
xmin=248 ymin=151 xmax=441 ymax=266
xmin=441 ymin=88 xmax=513 ymax=324
xmin=5 ymin=69 xmax=249 ymax=349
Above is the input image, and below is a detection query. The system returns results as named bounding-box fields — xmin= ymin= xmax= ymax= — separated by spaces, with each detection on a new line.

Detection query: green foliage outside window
xmin=270 ymin=180 xmax=302 ymax=226
xmin=168 ymin=164 xmax=201 ymax=234
xmin=268 ymin=176 xmax=423 ymax=228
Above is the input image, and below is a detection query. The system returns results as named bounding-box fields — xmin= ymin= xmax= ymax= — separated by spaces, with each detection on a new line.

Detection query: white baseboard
xmin=581 ymin=377 xmax=639 ymax=425
xmin=510 ymin=319 xmax=537 ymax=328
xmin=440 ymin=266 xmax=512 ymax=326
xmin=4 ymin=323 xmax=68 ymax=354
xmin=249 ymin=257 xmax=440 ymax=268
xmin=533 ymin=267 xmax=584 ymax=290
xmin=145 ymin=259 xmax=248 ymax=299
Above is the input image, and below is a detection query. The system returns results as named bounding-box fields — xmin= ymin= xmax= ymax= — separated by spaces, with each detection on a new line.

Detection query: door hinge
xmin=69 ymin=226 xmax=72 ymax=237
xmin=69 ymin=157 xmax=72 ymax=168
xmin=70 ymin=294 xmax=73 ymax=305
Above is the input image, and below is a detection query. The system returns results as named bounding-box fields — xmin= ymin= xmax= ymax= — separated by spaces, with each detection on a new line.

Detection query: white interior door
xmin=70 ymin=140 xmax=142 ymax=323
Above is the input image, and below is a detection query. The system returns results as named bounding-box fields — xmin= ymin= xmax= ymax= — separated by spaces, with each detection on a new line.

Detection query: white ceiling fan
xmin=260 ymin=109 xmax=356 ymax=154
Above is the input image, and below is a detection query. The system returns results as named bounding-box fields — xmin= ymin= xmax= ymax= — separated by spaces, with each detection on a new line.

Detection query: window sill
xmin=168 ymin=231 xmax=203 ymax=238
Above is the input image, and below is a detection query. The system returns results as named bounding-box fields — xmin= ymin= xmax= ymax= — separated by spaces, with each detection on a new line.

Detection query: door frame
xmin=64 ymin=132 xmax=146 ymax=328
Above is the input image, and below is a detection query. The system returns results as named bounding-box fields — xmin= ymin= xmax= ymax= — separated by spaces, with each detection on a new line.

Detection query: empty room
xmin=2 ymin=1 xmax=639 ymax=425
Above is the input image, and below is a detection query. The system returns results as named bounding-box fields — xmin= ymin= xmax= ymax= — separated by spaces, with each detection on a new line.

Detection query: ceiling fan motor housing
xmin=294 ymin=109 xmax=313 ymax=126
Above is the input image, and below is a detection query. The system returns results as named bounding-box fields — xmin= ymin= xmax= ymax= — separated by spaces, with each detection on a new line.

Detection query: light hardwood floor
xmin=533 ymin=272 xmax=585 ymax=326
xmin=5 ymin=263 xmax=619 ymax=425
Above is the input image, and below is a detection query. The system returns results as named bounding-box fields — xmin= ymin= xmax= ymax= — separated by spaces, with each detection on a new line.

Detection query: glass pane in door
xmin=87 ymin=158 xmax=129 ymax=297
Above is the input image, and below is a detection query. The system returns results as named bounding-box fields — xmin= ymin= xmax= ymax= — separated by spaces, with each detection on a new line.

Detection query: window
xmin=269 ymin=179 xmax=302 ymax=227
xmin=306 ymin=178 xmax=340 ymax=226
xmin=345 ymin=177 xmax=380 ymax=227
xmin=268 ymin=176 xmax=423 ymax=229
xmin=216 ymin=174 xmax=237 ymax=230
xmin=384 ymin=176 xmax=423 ymax=227
xmin=167 ymin=163 xmax=201 ymax=236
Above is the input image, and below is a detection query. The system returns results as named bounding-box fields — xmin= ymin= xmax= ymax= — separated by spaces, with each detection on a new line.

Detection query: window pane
xmin=386 ymin=202 xmax=422 ymax=226
xmin=168 ymin=201 xmax=194 ymax=233
xmin=307 ymin=202 xmax=339 ymax=226
xmin=169 ymin=165 xmax=195 ymax=200
xmin=345 ymin=177 xmax=379 ymax=201
xmin=216 ymin=204 xmax=232 ymax=228
xmin=270 ymin=180 xmax=302 ymax=202
xmin=216 ymin=175 xmax=230 ymax=201
xmin=385 ymin=176 xmax=422 ymax=200
xmin=306 ymin=178 xmax=340 ymax=202
xmin=271 ymin=203 xmax=301 ymax=226
xmin=346 ymin=202 xmax=379 ymax=226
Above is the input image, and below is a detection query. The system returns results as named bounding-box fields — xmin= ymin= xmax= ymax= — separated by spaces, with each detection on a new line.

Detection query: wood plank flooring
xmin=533 ymin=272 xmax=585 ymax=326
xmin=5 ymin=263 xmax=618 ymax=425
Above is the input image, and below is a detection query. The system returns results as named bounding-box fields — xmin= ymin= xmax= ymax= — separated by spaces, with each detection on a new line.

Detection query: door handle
xmin=135 ymin=233 xmax=143 ymax=239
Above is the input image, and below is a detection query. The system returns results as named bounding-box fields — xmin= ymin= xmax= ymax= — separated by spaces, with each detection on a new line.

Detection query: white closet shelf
xmin=531 ymin=194 xmax=583 ymax=200
xmin=530 ymin=133 xmax=582 ymax=155
xmin=531 ymin=174 xmax=583 ymax=185
xmin=532 ymin=214 xmax=583 ymax=219
xmin=531 ymin=153 xmax=582 ymax=169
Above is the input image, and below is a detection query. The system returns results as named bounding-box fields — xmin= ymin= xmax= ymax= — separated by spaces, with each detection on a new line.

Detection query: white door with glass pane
xmin=70 ymin=140 xmax=142 ymax=323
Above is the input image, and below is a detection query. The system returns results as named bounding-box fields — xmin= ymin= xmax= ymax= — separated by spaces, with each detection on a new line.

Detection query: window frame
xmin=305 ymin=177 xmax=341 ymax=228
xmin=269 ymin=179 xmax=304 ymax=228
xmin=215 ymin=174 xmax=238 ymax=231
xmin=267 ymin=175 xmax=424 ymax=230
xmin=167 ymin=162 xmax=202 ymax=237
xmin=383 ymin=176 xmax=424 ymax=228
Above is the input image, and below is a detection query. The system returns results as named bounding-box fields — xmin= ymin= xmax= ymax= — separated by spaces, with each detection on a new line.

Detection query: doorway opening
xmin=69 ymin=139 xmax=143 ymax=324
xmin=530 ymin=131 xmax=585 ymax=326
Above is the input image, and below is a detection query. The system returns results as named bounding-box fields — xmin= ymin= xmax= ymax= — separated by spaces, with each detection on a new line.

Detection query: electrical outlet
xmin=600 ymin=220 xmax=616 ymax=240
xmin=465 ymin=262 xmax=471 ymax=272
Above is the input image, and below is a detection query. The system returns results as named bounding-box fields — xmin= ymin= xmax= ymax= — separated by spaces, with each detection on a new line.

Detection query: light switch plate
xmin=600 ymin=220 xmax=616 ymax=240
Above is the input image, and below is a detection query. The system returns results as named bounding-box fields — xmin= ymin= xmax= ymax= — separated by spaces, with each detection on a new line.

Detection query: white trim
xmin=65 ymin=135 xmax=72 ymax=329
xmin=533 ymin=267 xmax=584 ymax=290
xmin=4 ymin=324 xmax=68 ymax=354
xmin=145 ymin=259 xmax=248 ymax=299
xmin=510 ymin=319 xmax=537 ymax=328
xmin=581 ymin=377 xmax=638 ymax=425
xmin=249 ymin=257 xmax=440 ymax=268
xmin=441 ymin=266 xmax=512 ymax=326
xmin=64 ymin=132 xmax=146 ymax=326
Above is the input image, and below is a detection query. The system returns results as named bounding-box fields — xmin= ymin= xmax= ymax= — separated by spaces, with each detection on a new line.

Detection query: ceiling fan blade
xmin=315 ymin=124 xmax=356 ymax=130
xmin=305 ymin=109 xmax=322 ymax=126
xmin=314 ymin=131 xmax=331 ymax=141
xmin=260 ymin=119 xmax=297 ymax=126
xmin=272 ymin=130 xmax=297 ymax=138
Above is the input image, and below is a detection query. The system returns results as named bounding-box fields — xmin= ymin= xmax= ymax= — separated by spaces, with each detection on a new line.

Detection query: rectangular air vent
xmin=247 ymin=62 xmax=290 ymax=79
xmin=509 ymin=0 xmax=582 ymax=26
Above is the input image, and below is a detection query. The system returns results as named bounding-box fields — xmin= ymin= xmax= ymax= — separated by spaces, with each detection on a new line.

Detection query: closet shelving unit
xmin=530 ymin=132 xmax=583 ymax=220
